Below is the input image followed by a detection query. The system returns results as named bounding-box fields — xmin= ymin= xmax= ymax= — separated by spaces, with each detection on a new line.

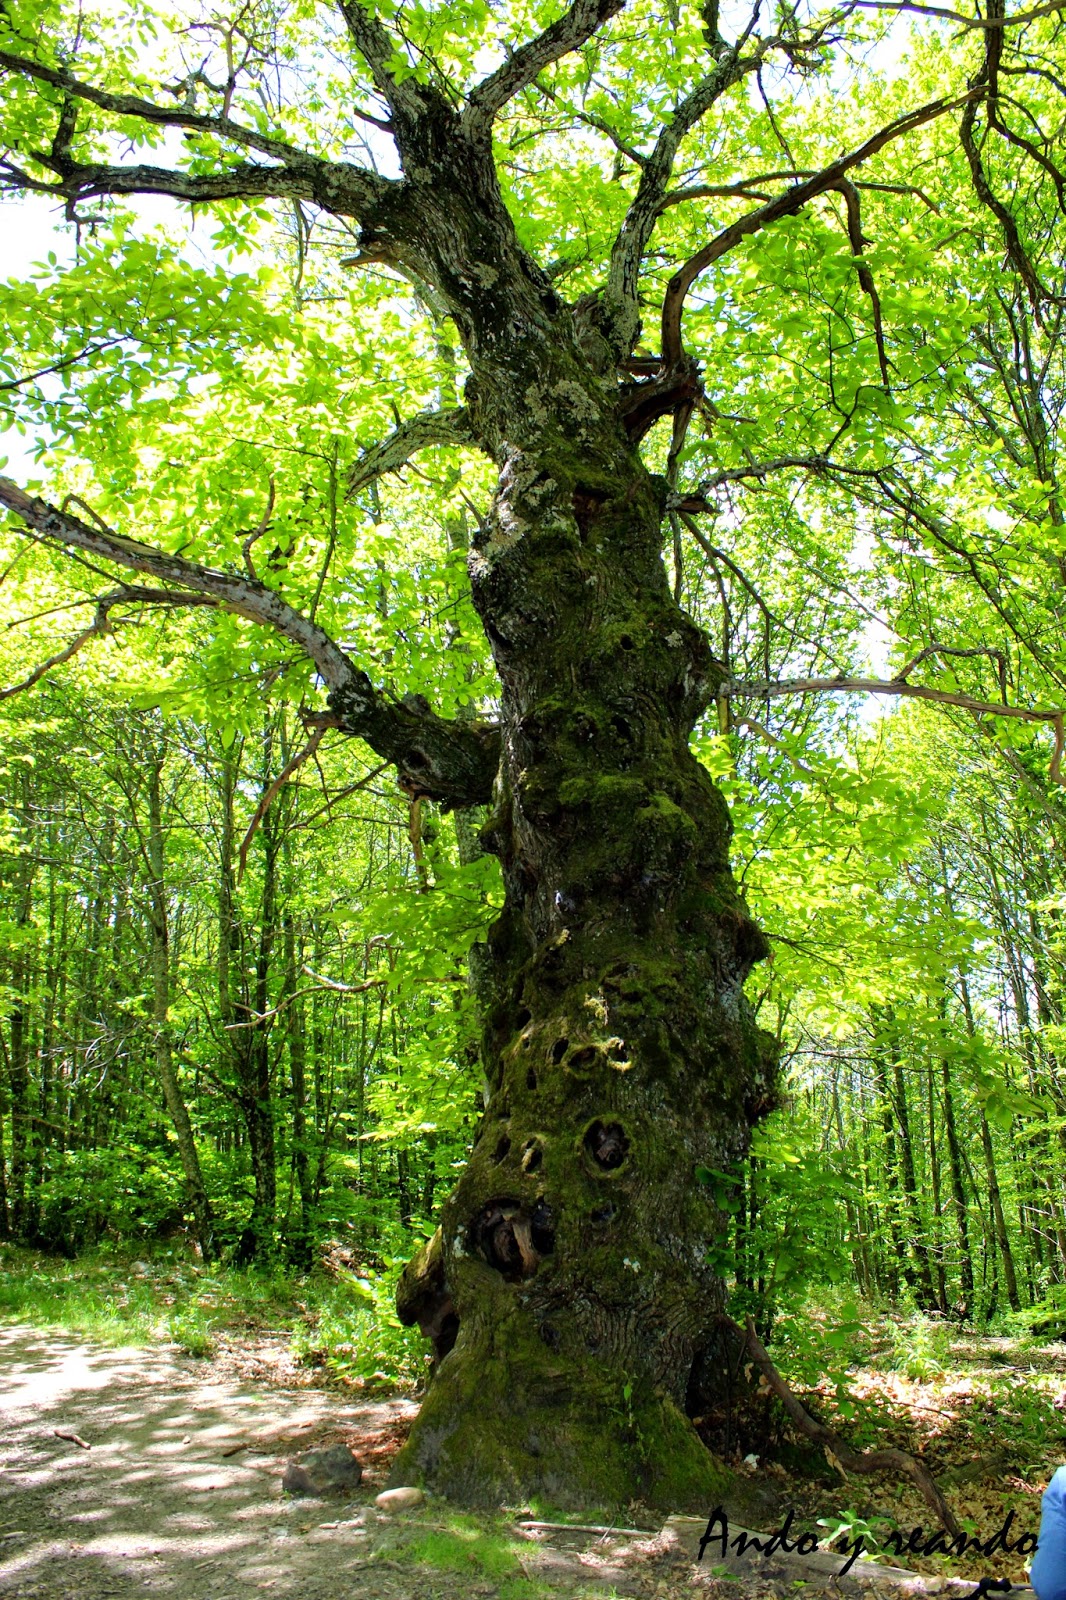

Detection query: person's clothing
xmin=1032 ymin=1466 xmax=1066 ymax=1600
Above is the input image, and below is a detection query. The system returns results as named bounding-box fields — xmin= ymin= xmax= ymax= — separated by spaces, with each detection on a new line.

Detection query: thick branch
xmin=0 ymin=477 xmax=499 ymax=806
xmin=0 ymin=54 xmax=393 ymax=215
xmin=660 ymin=89 xmax=983 ymax=366
xmin=1 ymin=150 xmax=390 ymax=215
xmin=0 ymin=50 xmax=328 ymax=166
xmin=721 ymin=672 xmax=1065 ymax=783
xmin=604 ymin=46 xmax=758 ymax=356
xmin=846 ymin=0 xmax=1066 ymax=28
xmin=334 ymin=0 xmax=450 ymax=137
xmin=347 ymin=407 xmax=475 ymax=498
xmin=959 ymin=3 xmax=1050 ymax=311
xmin=463 ymin=0 xmax=630 ymax=142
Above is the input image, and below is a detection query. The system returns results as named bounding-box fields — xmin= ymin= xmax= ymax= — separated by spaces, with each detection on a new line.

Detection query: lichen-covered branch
xmin=0 ymin=477 xmax=500 ymax=806
xmin=463 ymin=0 xmax=630 ymax=142
xmin=347 ymin=406 xmax=476 ymax=497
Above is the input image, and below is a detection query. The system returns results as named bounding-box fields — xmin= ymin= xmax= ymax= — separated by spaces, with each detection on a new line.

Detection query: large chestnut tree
xmin=1 ymin=0 xmax=1064 ymax=1508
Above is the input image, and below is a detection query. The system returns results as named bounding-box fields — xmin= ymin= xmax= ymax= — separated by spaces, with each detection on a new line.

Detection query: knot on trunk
xmin=396 ymin=1225 xmax=458 ymax=1363
xmin=469 ymin=1196 xmax=555 ymax=1279
xmin=583 ymin=1119 xmax=629 ymax=1171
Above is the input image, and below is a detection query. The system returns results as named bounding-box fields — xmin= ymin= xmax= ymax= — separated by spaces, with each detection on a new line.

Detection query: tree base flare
xmin=389 ymin=1325 xmax=733 ymax=1512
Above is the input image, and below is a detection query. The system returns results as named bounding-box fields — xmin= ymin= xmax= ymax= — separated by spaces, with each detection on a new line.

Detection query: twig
xmin=240 ymin=476 xmax=276 ymax=579
xmin=237 ymin=723 xmax=328 ymax=879
xmin=516 ymin=1521 xmax=653 ymax=1536
xmin=53 ymin=1429 xmax=91 ymax=1449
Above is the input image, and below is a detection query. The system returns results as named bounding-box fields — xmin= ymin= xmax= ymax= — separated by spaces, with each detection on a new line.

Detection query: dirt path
xmin=0 ymin=1323 xmax=418 ymax=1600
xmin=0 ymin=1323 xmax=1029 ymax=1600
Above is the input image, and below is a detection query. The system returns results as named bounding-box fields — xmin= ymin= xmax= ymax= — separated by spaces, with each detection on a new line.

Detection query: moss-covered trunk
xmin=393 ymin=334 xmax=777 ymax=1509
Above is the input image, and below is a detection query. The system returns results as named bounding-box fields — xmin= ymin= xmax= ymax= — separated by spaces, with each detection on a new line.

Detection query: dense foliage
xmin=2 ymin=0 xmax=1066 ymax=1507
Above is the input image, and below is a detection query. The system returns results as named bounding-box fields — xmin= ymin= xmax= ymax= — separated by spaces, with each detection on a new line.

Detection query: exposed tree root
xmin=716 ymin=1314 xmax=961 ymax=1539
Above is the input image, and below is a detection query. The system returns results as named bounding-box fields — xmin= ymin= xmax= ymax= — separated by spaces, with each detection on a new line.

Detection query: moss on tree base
xmin=390 ymin=1321 xmax=733 ymax=1511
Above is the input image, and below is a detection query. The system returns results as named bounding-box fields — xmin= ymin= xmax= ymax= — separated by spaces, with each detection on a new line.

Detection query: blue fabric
xmin=1032 ymin=1467 xmax=1066 ymax=1600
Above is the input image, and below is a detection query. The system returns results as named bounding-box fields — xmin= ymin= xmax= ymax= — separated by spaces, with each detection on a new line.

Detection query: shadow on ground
xmin=0 ymin=1323 xmax=416 ymax=1599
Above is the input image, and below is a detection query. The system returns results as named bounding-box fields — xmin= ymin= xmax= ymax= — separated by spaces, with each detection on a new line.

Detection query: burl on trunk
xmin=393 ymin=340 xmax=777 ymax=1509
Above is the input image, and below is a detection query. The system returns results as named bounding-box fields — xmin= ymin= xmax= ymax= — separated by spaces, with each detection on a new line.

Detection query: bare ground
xmin=0 ymin=1323 xmax=700 ymax=1600
xmin=0 ymin=1322 xmax=1041 ymax=1600
xmin=0 ymin=1322 xmax=429 ymax=1599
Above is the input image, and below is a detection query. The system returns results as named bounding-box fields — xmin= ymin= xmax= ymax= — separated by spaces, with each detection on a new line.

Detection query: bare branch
xmin=0 ymin=586 xmax=220 ymax=699
xmin=347 ymin=406 xmax=475 ymax=498
xmin=0 ymin=54 xmax=393 ymax=216
xmin=0 ymin=49 xmax=330 ymax=166
xmin=828 ymin=178 xmax=889 ymax=386
xmin=846 ymin=0 xmax=1066 ymax=29
xmin=671 ymin=455 xmax=837 ymax=507
xmin=238 ymin=723 xmax=327 ymax=879
xmin=0 ymin=149 xmax=387 ymax=214
xmin=463 ymin=0 xmax=630 ymax=141
xmin=721 ymin=672 xmax=1065 ymax=783
xmin=240 ymin=477 xmax=276 ymax=579
xmin=660 ymin=89 xmax=983 ymax=367
xmin=0 ymin=339 xmax=123 ymax=394
xmin=959 ymin=0 xmax=1055 ymax=312
xmin=0 ymin=603 xmax=110 ymax=699
xmin=0 ymin=476 xmax=500 ymax=805
xmin=604 ymin=46 xmax=758 ymax=357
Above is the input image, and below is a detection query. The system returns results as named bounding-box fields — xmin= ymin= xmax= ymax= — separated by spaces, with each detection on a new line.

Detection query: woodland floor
xmin=0 ymin=1316 xmax=1059 ymax=1600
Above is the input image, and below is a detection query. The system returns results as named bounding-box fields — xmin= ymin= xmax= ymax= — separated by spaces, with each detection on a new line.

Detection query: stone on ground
xmin=282 ymin=1442 xmax=363 ymax=1495
xmin=375 ymin=1486 xmax=424 ymax=1511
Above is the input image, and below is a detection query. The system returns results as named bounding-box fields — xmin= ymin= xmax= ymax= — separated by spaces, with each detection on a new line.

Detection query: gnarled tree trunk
xmin=392 ymin=330 xmax=777 ymax=1508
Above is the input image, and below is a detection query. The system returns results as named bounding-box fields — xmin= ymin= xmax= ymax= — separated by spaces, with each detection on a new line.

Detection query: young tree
xmin=1 ymin=0 xmax=1063 ymax=1507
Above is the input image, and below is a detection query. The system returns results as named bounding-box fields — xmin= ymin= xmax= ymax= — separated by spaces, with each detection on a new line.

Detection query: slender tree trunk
xmin=956 ymin=971 xmax=1020 ymax=1311
xmin=941 ymin=1048 xmax=975 ymax=1307
xmin=874 ymin=1039 xmax=907 ymax=1297
xmin=145 ymin=743 xmax=216 ymax=1262
xmin=891 ymin=1051 xmax=936 ymax=1308
xmin=925 ymin=1059 xmax=948 ymax=1312
xmin=283 ymin=908 xmax=314 ymax=1269
xmin=7 ymin=770 xmax=36 ymax=1242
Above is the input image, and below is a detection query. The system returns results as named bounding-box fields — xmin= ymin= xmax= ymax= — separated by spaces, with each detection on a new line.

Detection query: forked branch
xmin=660 ymin=88 xmax=983 ymax=366
xmin=463 ymin=0 xmax=630 ymax=141
xmin=0 ymin=477 xmax=500 ymax=806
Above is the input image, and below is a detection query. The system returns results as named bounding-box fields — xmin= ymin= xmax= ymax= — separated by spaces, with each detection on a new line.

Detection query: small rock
xmin=375 ymin=1487 xmax=424 ymax=1512
xmin=282 ymin=1444 xmax=362 ymax=1496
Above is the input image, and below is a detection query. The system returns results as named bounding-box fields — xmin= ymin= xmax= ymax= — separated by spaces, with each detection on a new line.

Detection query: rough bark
xmin=389 ymin=303 xmax=776 ymax=1507
xmin=0 ymin=10 xmax=797 ymax=1507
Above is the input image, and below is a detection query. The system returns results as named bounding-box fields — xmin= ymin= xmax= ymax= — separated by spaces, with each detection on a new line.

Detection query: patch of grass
xmin=167 ymin=1308 xmax=216 ymax=1358
xmin=397 ymin=1512 xmax=549 ymax=1598
xmin=0 ymin=1242 xmax=423 ymax=1383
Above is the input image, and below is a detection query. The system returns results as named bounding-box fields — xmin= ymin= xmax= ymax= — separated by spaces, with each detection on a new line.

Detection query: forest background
xmin=1 ymin=0 xmax=1066 ymax=1528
